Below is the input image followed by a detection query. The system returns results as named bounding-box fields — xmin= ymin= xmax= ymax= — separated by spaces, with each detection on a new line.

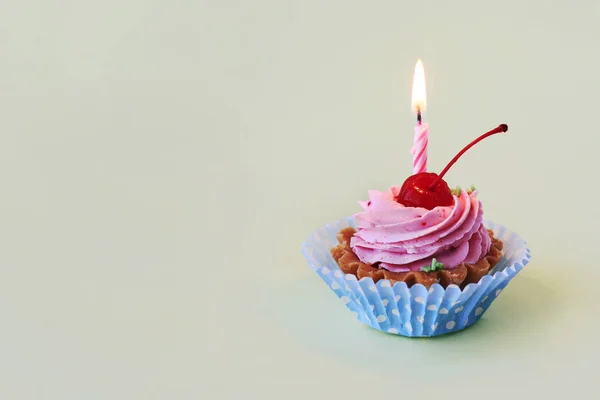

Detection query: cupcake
xmin=302 ymin=124 xmax=531 ymax=337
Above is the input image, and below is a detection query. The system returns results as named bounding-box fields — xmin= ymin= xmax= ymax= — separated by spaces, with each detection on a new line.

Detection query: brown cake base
xmin=330 ymin=227 xmax=503 ymax=289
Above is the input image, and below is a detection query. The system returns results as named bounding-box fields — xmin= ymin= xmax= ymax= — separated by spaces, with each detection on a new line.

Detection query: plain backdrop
xmin=0 ymin=0 xmax=598 ymax=399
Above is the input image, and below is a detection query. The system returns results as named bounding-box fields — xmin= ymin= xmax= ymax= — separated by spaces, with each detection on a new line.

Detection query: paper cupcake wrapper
xmin=301 ymin=218 xmax=531 ymax=337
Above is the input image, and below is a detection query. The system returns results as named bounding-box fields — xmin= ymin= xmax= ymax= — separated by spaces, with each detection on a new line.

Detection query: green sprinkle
xmin=453 ymin=185 xmax=477 ymax=195
xmin=432 ymin=258 xmax=445 ymax=271
xmin=421 ymin=258 xmax=445 ymax=272
xmin=450 ymin=186 xmax=462 ymax=196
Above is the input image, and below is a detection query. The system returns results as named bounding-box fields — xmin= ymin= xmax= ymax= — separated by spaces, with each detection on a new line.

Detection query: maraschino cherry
xmin=397 ymin=124 xmax=508 ymax=210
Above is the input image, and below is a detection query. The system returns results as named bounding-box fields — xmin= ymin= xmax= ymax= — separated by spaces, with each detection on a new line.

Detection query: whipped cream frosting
xmin=350 ymin=187 xmax=491 ymax=272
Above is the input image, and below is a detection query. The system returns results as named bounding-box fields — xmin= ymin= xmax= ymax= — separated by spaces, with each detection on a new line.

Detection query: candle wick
xmin=417 ymin=109 xmax=422 ymax=124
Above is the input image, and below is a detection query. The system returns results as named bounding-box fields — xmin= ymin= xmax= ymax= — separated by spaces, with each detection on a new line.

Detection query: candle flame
xmin=411 ymin=59 xmax=427 ymax=114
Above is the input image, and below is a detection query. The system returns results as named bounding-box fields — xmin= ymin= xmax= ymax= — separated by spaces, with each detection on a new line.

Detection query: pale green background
xmin=0 ymin=0 xmax=596 ymax=398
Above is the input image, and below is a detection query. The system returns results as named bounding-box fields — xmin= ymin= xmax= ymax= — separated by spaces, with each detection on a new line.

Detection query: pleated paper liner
xmin=301 ymin=218 xmax=531 ymax=337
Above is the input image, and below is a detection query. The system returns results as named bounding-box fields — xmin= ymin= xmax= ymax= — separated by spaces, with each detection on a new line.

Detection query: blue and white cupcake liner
xmin=301 ymin=218 xmax=531 ymax=337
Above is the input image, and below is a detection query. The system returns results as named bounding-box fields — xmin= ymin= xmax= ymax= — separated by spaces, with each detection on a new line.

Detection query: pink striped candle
xmin=411 ymin=59 xmax=428 ymax=174
xmin=411 ymin=121 xmax=428 ymax=174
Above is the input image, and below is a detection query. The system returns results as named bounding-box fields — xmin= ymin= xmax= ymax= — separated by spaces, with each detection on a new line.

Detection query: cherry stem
xmin=430 ymin=124 xmax=508 ymax=189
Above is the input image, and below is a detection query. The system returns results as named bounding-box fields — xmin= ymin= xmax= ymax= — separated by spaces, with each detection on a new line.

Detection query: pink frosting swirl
xmin=350 ymin=187 xmax=491 ymax=272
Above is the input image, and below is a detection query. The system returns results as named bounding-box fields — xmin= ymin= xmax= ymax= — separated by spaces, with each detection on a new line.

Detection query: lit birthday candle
xmin=411 ymin=59 xmax=428 ymax=174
